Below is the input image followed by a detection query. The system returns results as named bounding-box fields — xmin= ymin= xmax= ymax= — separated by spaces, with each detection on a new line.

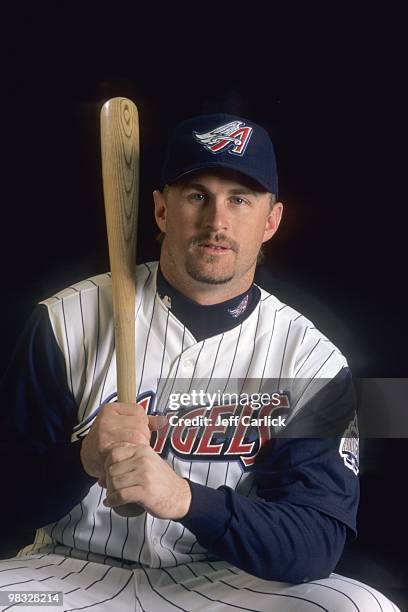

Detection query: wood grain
xmin=101 ymin=97 xmax=144 ymax=517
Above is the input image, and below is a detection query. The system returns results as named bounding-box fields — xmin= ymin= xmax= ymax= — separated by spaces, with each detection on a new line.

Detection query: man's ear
xmin=262 ymin=201 xmax=283 ymax=244
xmin=153 ymin=190 xmax=167 ymax=233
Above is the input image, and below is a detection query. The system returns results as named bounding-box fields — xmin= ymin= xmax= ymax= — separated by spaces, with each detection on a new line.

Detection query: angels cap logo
xmin=193 ymin=121 xmax=253 ymax=157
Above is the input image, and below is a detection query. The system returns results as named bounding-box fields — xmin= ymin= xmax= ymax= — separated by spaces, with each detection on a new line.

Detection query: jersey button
xmin=183 ymin=358 xmax=195 ymax=369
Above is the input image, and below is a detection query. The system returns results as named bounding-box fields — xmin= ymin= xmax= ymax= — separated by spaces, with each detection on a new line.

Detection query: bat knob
xmin=114 ymin=503 xmax=145 ymax=517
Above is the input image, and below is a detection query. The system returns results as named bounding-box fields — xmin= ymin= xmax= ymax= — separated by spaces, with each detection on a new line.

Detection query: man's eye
xmin=231 ymin=196 xmax=247 ymax=205
xmin=189 ymin=193 xmax=205 ymax=201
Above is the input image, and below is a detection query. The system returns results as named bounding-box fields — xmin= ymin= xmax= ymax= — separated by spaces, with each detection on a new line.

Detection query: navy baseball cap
xmin=160 ymin=113 xmax=278 ymax=195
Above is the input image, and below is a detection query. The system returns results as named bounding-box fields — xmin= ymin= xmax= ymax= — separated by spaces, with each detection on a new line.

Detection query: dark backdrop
xmin=1 ymin=7 xmax=406 ymax=603
xmin=1 ymin=9 xmax=405 ymax=379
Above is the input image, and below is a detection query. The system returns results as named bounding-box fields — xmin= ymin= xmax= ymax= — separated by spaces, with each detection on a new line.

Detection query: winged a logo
xmin=193 ymin=121 xmax=253 ymax=156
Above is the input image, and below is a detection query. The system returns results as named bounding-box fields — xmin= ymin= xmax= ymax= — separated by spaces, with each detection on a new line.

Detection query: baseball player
xmin=0 ymin=114 xmax=400 ymax=611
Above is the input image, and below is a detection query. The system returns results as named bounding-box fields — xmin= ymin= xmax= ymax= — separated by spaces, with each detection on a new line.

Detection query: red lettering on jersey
xmin=171 ymin=407 xmax=208 ymax=455
xmin=151 ymin=415 xmax=172 ymax=454
xmin=241 ymin=397 xmax=290 ymax=468
xmin=195 ymin=405 xmax=236 ymax=455
xmin=138 ymin=396 xmax=151 ymax=413
xmin=224 ymin=404 xmax=256 ymax=456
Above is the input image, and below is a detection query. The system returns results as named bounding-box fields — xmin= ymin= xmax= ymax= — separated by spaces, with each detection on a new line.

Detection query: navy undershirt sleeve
xmin=180 ymin=371 xmax=359 ymax=582
xmin=181 ymin=481 xmax=347 ymax=583
xmin=0 ymin=305 xmax=97 ymax=531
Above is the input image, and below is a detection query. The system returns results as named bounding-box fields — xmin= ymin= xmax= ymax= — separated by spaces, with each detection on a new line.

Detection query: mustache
xmin=190 ymin=233 xmax=239 ymax=253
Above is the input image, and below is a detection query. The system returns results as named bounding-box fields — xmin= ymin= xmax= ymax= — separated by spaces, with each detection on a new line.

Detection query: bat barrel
xmin=101 ymin=97 xmax=144 ymax=517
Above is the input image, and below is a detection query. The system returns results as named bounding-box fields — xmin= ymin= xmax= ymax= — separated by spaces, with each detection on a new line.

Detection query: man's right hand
xmin=80 ymin=402 xmax=154 ymax=479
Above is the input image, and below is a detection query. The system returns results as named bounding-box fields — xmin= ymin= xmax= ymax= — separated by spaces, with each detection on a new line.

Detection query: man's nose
xmin=203 ymin=198 xmax=229 ymax=231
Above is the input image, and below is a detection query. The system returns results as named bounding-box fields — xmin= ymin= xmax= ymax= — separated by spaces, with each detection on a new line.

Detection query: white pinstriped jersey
xmin=20 ymin=261 xmax=349 ymax=566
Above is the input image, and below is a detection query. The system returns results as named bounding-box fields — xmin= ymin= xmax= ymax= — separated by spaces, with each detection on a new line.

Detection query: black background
xmin=0 ymin=6 xmax=407 ymax=603
xmin=1 ymin=7 xmax=405 ymax=379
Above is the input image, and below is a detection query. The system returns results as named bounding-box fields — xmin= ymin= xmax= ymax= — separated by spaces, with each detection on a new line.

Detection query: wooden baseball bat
xmin=100 ymin=97 xmax=144 ymax=517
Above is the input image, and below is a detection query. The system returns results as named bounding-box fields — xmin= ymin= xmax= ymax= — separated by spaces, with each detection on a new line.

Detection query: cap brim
xmin=162 ymin=162 xmax=273 ymax=193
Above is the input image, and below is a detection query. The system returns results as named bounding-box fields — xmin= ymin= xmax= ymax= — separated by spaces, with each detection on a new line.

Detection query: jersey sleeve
xmin=180 ymin=369 xmax=359 ymax=582
xmin=0 ymin=305 xmax=97 ymax=532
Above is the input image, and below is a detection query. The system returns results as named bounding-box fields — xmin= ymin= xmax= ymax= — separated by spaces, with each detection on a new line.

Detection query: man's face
xmin=154 ymin=169 xmax=283 ymax=299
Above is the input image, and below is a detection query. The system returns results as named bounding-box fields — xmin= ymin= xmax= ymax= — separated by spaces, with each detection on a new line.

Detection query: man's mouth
xmin=198 ymin=242 xmax=231 ymax=254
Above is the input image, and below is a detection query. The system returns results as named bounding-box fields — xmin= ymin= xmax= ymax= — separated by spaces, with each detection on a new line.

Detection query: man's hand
xmin=102 ymin=444 xmax=192 ymax=520
xmin=80 ymin=402 xmax=157 ymax=479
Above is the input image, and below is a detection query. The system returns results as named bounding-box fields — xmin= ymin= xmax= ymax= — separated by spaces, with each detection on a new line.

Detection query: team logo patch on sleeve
xmin=339 ymin=415 xmax=359 ymax=475
xmin=193 ymin=121 xmax=253 ymax=156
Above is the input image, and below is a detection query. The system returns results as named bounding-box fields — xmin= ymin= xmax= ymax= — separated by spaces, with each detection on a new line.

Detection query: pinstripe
xmin=158 ymin=308 xmax=170 ymax=383
xmin=178 ymin=563 xmax=332 ymax=611
xmin=157 ymin=458 xmax=182 ymax=568
xmin=187 ymin=339 xmax=206 ymax=393
xmin=294 ymin=338 xmax=322 ymax=376
xmin=140 ymin=565 xmax=190 ymax=611
xmin=48 ymin=284 xmax=87 ymax=412
xmin=6 ymin=554 xmax=50 ymax=564
xmin=98 ymin=334 xmax=116 ymax=406
xmin=120 ymin=517 xmax=131 ymax=561
xmin=171 ymin=462 xmax=193 ymax=553
xmin=221 ymin=323 xmax=243 ymax=395
xmin=159 ymin=566 xmax=260 ymax=611
xmin=61 ymin=298 xmax=74 ymax=396
xmin=278 ymin=319 xmax=293 ymax=384
xmin=149 ymin=515 xmax=160 ymax=567
xmin=205 ymin=334 xmax=225 ymax=391
xmin=58 ymin=559 xmax=91 ymax=581
xmin=64 ymin=586 xmax=81 ymax=595
xmin=172 ymin=325 xmax=186 ymax=381
xmin=136 ymin=505 xmax=149 ymax=565
xmin=0 ymin=557 xmax=67 ymax=587
xmin=102 ymin=510 xmax=113 ymax=561
xmin=223 ymin=461 xmax=230 ymax=486
xmin=137 ymin=294 xmax=157 ymax=396
xmin=260 ymin=308 xmax=277 ymax=385
xmin=135 ymin=591 xmax=148 ymax=612
xmin=260 ymin=292 xmax=276 ymax=303
xmin=136 ymin=264 xmax=153 ymax=320
xmin=60 ymin=512 xmax=73 ymax=545
xmin=87 ymin=488 xmax=104 ymax=553
xmin=49 ymin=520 xmax=58 ymax=543
xmin=329 ymin=575 xmax=386 ymax=611
xmin=234 ymin=468 xmax=245 ymax=491
xmin=157 ymin=324 xmax=187 ymax=409
xmin=291 ymin=349 xmax=336 ymax=412
xmin=240 ymin=303 xmax=262 ymax=394
xmin=196 ymin=563 xmax=330 ymax=611
xmin=0 ymin=577 xmax=34 ymax=589
xmin=80 ymin=286 xmax=100 ymax=422
xmin=72 ymin=502 xmax=84 ymax=550
xmin=63 ymin=571 xmax=134 ymax=611
xmin=216 ymin=578 xmax=330 ymax=611
xmin=0 ymin=565 xmax=29 ymax=574
xmin=300 ymin=325 xmax=309 ymax=345
xmin=185 ymin=461 xmax=212 ymax=556
xmin=84 ymin=564 xmax=114 ymax=590
xmin=308 ymin=581 xmax=361 ymax=611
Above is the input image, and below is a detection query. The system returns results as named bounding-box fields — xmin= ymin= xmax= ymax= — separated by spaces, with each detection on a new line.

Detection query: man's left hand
xmin=102 ymin=445 xmax=192 ymax=520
